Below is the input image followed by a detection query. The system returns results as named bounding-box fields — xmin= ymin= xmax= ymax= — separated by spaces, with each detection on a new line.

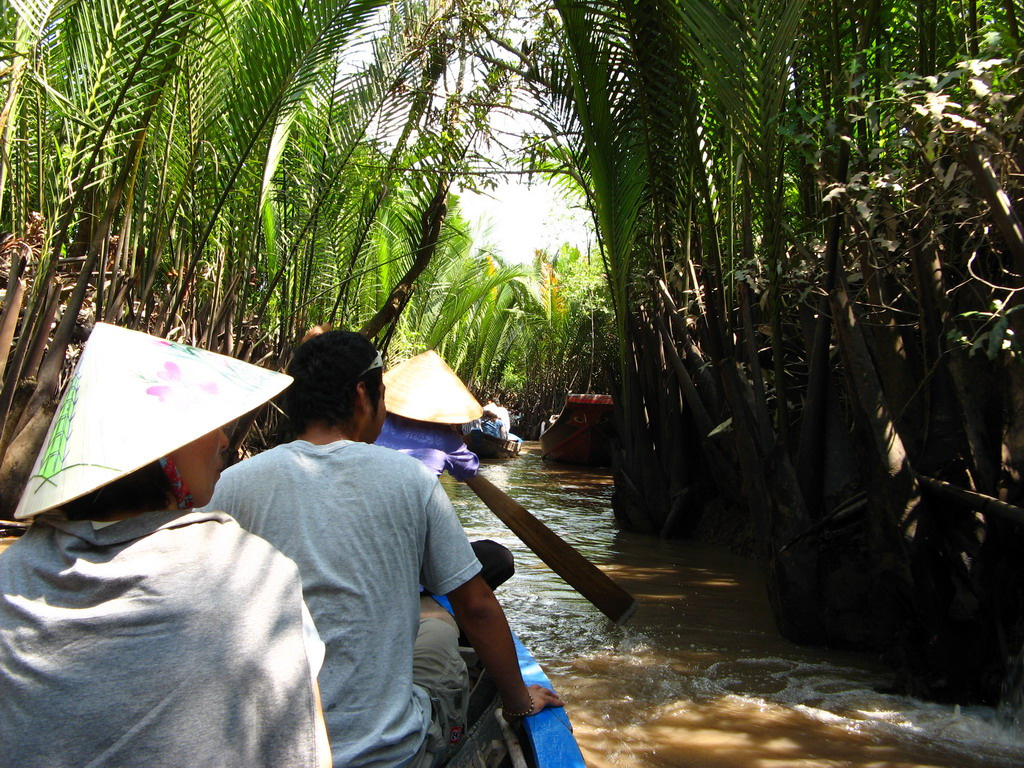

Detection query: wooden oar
xmin=463 ymin=473 xmax=638 ymax=624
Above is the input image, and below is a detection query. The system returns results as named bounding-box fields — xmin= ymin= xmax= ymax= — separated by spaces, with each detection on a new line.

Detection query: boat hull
xmin=539 ymin=394 xmax=614 ymax=466
xmin=465 ymin=429 xmax=521 ymax=459
xmin=432 ymin=595 xmax=585 ymax=768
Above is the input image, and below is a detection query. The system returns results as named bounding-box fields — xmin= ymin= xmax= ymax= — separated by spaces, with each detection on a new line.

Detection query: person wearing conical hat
xmin=205 ymin=331 xmax=563 ymax=768
xmin=377 ymin=350 xmax=482 ymax=480
xmin=375 ymin=350 xmax=514 ymax=591
xmin=0 ymin=323 xmax=331 ymax=768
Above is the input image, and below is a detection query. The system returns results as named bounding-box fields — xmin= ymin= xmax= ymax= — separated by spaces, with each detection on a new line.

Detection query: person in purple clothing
xmin=377 ymin=413 xmax=480 ymax=481
xmin=375 ymin=351 xmax=514 ymax=590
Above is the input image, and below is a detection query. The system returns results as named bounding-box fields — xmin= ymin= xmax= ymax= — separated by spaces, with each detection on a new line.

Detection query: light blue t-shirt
xmin=206 ymin=440 xmax=481 ymax=768
xmin=0 ymin=510 xmax=319 ymax=768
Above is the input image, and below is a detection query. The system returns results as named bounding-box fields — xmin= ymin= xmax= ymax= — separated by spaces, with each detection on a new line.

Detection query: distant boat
xmin=539 ymin=394 xmax=614 ymax=466
xmin=464 ymin=429 xmax=522 ymax=459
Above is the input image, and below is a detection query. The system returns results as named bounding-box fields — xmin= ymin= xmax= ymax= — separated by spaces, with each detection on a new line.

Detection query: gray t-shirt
xmin=0 ymin=510 xmax=318 ymax=768
xmin=207 ymin=440 xmax=481 ymax=768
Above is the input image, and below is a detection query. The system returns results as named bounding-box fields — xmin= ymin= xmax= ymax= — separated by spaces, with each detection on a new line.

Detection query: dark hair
xmin=285 ymin=330 xmax=383 ymax=434
xmin=61 ymin=461 xmax=174 ymax=521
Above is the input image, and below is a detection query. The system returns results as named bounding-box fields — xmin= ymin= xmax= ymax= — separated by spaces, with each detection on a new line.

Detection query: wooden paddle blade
xmin=464 ymin=474 xmax=638 ymax=624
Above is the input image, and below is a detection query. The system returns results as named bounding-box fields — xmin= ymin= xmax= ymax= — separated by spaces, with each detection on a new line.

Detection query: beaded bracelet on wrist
xmin=501 ymin=698 xmax=536 ymax=721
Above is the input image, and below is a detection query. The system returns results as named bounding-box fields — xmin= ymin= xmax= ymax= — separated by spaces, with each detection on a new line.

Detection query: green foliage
xmin=824 ymin=49 xmax=1024 ymax=366
xmin=379 ymin=196 xmax=614 ymax=430
xmin=950 ymin=301 xmax=1023 ymax=361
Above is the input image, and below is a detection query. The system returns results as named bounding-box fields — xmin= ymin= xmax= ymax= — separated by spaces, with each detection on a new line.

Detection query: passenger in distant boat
xmin=0 ymin=323 xmax=330 ymax=768
xmin=375 ymin=350 xmax=514 ymax=590
xmin=206 ymin=331 xmax=563 ymax=768
xmin=480 ymin=408 xmax=505 ymax=439
xmin=483 ymin=401 xmax=522 ymax=443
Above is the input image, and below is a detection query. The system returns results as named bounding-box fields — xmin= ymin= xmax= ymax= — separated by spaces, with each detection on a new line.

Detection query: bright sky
xmin=455 ymin=178 xmax=594 ymax=265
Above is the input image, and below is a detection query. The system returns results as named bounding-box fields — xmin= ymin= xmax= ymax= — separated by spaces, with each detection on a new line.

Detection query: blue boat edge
xmin=431 ymin=595 xmax=586 ymax=768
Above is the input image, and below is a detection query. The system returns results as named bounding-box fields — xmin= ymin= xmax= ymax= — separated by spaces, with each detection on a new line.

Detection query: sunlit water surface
xmin=446 ymin=444 xmax=1024 ymax=768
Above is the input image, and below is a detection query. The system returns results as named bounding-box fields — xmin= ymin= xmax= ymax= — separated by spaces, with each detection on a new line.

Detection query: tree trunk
xmin=360 ymin=185 xmax=448 ymax=340
xmin=830 ymin=275 xmax=923 ymax=649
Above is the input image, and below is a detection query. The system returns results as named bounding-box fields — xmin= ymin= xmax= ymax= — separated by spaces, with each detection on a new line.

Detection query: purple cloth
xmin=375 ymin=414 xmax=480 ymax=480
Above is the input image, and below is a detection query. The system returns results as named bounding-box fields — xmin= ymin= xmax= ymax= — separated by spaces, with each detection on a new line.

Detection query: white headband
xmin=358 ymin=350 xmax=383 ymax=377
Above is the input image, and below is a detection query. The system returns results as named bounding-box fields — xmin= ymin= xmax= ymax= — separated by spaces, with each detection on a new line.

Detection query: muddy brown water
xmin=447 ymin=443 xmax=1024 ymax=768
xmin=5 ymin=444 xmax=1024 ymax=766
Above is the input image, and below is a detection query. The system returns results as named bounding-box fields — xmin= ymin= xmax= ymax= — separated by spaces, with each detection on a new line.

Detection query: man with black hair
xmin=206 ymin=330 xmax=562 ymax=768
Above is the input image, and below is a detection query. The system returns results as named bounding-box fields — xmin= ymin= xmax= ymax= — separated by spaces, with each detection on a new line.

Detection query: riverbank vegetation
xmin=532 ymin=0 xmax=1024 ymax=705
xmin=2 ymin=0 xmax=1023 ymax=705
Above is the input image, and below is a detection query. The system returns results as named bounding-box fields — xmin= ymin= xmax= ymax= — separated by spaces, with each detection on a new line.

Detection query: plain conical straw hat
xmin=15 ymin=323 xmax=293 ymax=520
xmin=383 ymin=350 xmax=482 ymax=424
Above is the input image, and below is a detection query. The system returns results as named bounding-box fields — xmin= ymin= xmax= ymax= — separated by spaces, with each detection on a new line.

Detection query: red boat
xmin=539 ymin=394 xmax=614 ymax=466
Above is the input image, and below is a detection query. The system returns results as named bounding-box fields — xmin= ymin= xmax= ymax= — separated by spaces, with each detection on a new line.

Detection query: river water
xmin=445 ymin=444 xmax=1024 ymax=768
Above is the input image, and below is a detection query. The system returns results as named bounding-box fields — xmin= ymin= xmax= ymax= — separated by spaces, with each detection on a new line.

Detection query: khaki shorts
xmin=407 ymin=617 xmax=469 ymax=768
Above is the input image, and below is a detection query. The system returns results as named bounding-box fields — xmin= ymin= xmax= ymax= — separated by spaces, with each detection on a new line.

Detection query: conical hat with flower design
xmin=383 ymin=350 xmax=482 ymax=424
xmin=15 ymin=323 xmax=292 ymax=520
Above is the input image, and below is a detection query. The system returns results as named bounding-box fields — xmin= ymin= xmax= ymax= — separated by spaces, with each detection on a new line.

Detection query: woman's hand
xmin=502 ymin=684 xmax=565 ymax=723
